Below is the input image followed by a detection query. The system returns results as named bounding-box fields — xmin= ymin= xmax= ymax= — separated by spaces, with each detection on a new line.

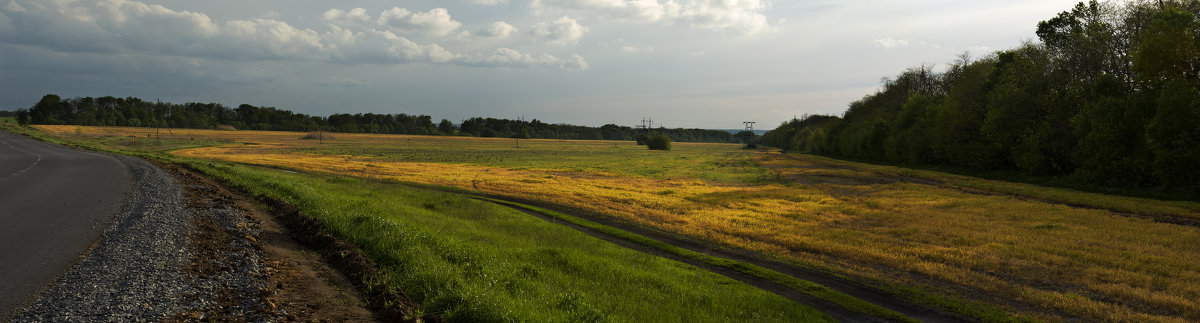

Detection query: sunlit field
xmin=35 ymin=125 xmax=1200 ymax=322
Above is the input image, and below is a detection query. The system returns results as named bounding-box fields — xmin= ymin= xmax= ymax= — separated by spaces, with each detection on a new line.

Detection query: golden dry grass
xmin=36 ymin=124 xmax=1200 ymax=322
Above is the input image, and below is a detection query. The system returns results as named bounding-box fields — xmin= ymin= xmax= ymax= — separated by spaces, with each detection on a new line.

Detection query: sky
xmin=0 ymin=0 xmax=1084 ymax=129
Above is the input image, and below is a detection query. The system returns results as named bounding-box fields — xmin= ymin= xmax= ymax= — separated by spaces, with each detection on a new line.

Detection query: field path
xmin=470 ymin=194 xmax=969 ymax=323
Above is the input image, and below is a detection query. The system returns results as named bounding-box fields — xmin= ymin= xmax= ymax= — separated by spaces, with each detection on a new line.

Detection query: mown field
xmin=29 ymin=124 xmax=1200 ymax=322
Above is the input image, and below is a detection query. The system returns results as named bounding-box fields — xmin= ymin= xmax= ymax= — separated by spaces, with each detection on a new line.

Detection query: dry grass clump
xmin=216 ymin=124 xmax=237 ymax=131
xmin=300 ymin=132 xmax=335 ymax=140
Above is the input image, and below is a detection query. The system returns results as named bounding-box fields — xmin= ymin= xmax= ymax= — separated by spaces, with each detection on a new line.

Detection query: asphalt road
xmin=0 ymin=131 xmax=131 ymax=318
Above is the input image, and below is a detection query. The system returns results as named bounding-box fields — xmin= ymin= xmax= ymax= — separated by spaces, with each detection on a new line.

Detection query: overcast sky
xmin=0 ymin=0 xmax=1083 ymax=129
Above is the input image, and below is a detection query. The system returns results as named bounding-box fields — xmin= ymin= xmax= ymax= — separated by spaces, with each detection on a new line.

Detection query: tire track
xmin=465 ymin=194 xmax=971 ymax=323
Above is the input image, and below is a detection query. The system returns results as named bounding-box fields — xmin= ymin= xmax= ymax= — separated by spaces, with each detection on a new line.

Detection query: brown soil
xmin=256 ymin=197 xmax=433 ymax=323
xmin=156 ymin=162 xmax=389 ymax=322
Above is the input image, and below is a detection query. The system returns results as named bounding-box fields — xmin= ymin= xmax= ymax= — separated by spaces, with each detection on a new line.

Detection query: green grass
xmin=183 ymin=160 xmax=835 ymax=322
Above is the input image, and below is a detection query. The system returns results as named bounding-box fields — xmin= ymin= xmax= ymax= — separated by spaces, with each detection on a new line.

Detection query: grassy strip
xmin=478 ymin=197 xmax=918 ymax=323
xmin=174 ymin=161 xmax=837 ymax=322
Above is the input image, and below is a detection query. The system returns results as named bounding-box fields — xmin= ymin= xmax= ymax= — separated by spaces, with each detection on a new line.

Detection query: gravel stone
xmin=13 ymin=156 xmax=278 ymax=322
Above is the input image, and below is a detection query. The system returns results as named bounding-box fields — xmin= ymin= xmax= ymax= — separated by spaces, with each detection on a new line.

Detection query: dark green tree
xmin=438 ymin=119 xmax=455 ymax=135
xmin=1133 ymin=7 xmax=1200 ymax=83
xmin=1071 ymin=75 xmax=1156 ymax=185
xmin=1146 ymin=80 xmax=1200 ymax=189
xmin=14 ymin=109 xmax=29 ymax=125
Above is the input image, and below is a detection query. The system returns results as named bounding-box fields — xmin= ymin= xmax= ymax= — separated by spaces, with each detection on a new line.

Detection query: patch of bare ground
xmin=157 ymin=161 xmax=398 ymax=322
xmin=256 ymin=196 xmax=434 ymax=322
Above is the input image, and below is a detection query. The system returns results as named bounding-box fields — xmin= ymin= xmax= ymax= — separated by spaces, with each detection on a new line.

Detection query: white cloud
xmin=530 ymin=0 xmax=772 ymax=35
xmin=529 ymin=16 xmax=587 ymax=44
xmin=325 ymin=28 xmax=453 ymax=64
xmin=219 ymin=18 xmax=326 ymax=61
xmin=872 ymin=38 xmax=910 ymax=48
xmin=687 ymin=51 xmax=706 ymax=56
xmin=531 ymin=0 xmax=666 ymax=22
xmin=322 ymin=8 xmax=374 ymax=29
xmin=473 ymin=0 xmax=510 ymax=5
xmin=460 ymin=48 xmax=589 ymax=70
xmin=377 ymin=7 xmax=462 ymax=36
xmin=325 ymin=7 xmax=514 ymax=42
xmin=0 ymin=0 xmax=585 ymax=70
xmin=477 ymin=21 xmax=516 ymax=38
xmin=674 ymin=0 xmax=771 ymax=35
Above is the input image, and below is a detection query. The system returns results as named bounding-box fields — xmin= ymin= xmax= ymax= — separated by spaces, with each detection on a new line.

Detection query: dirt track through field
xmin=468 ymin=194 xmax=969 ymax=323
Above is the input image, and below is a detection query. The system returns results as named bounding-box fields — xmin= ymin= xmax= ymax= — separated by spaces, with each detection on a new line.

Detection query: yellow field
xmin=36 ymin=125 xmax=1200 ymax=322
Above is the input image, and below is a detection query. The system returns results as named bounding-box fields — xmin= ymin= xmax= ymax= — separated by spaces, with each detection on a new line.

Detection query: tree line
xmin=761 ymin=0 xmax=1200 ymax=194
xmin=458 ymin=117 xmax=731 ymax=142
xmin=11 ymin=95 xmax=734 ymax=143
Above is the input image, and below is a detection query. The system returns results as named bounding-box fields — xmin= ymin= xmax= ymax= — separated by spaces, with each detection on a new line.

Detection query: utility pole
xmin=155 ymin=98 xmax=173 ymax=139
xmin=515 ymin=116 xmax=525 ymax=148
xmin=637 ymin=117 xmax=654 ymax=138
xmin=156 ymin=98 xmax=162 ymax=140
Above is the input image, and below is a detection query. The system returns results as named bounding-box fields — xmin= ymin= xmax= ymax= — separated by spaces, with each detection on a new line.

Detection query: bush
xmin=646 ymin=135 xmax=671 ymax=150
xmin=635 ymin=134 xmax=648 ymax=145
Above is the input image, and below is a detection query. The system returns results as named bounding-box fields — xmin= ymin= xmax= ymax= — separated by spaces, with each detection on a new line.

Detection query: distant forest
xmin=761 ymin=0 xmax=1200 ymax=193
xmin=9 ymin=95 xmax=734 ymax=143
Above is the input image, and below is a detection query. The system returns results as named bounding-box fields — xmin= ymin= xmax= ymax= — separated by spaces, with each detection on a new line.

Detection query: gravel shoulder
xmin=12 ymin=156 xmax=375 ymax=322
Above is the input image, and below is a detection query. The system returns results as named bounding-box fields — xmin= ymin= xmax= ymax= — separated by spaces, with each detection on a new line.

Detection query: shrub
xmin=646 ymin=135 xmax=671 ymax=150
